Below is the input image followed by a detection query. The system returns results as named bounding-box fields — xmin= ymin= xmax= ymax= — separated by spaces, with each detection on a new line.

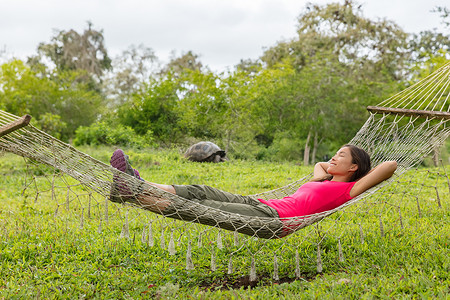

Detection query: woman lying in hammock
xmin=109 ymin=145 xmax=397 ymax=220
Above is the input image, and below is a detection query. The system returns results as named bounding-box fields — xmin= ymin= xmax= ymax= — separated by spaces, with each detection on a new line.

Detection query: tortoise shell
xmin=184 ymin=141 xmax=227 ymax=163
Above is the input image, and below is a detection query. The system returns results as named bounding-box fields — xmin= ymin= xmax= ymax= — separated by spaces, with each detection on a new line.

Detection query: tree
xmin=0 ymin=59 xmax=105 ymax=140
xmin=173 ymin=69 xmax=225 ymax=139
xmin=117 ymin=74 xmax=182 ymax=144
xmin=104 ymin=44 xmax=158 ymax=107
xmin=433 ymin=6 xmax=450 ymax=28
xmin=36 ymin=22 xmax=111 ymax=85
xmin=254 ymin=0 xmax=409 ymax=162
xmin=408 ymin=6 xmax=450 ymax=77
xmin=248 ymin=54 xmax=366 ymax=163
xmin=160 ymin=51 xmax=204 ymax=77
xmin=0 ymin=60 xmax=56 ymax=117
xmin=261 ymin=0 xmax=409 ymax=81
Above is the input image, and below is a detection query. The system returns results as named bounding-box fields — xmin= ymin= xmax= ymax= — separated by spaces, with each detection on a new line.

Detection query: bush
xmin=266 ymin=132 xmax=304 ymax=162
xmin=73 ymin=121 xmax=156 ymax=148
xmin=227 ymin=132 xmax=306 ymax=162
xmin=35 ymin=113 xmax=67 ymax=140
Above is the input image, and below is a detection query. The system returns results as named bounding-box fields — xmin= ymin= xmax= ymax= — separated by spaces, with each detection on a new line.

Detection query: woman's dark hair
xmin=312 ymin=144 xmax=371 ymax=182
xmin=343 ymin=144 xmax=371 ymax=182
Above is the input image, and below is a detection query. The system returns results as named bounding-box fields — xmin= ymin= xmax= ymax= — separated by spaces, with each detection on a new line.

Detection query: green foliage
xmin=161 ymin=50 xmax=203 ymax=75
xmin=0 ymin=59 xmax=105 ymax=140
xmin=36 ymin=112 xmax=67 ymax=139
xmin=267 ymin=132 xmax=305 ymax=161
xmin=0 ymin=59 xmax=55 ymax=115
xmin=118 ymin=75 xmax=182 ymax=143
xmin=173 ymin=69 xmax=227 ymax=139
xmin=247 ymin=53 xmax=394 ymax=162
xmin=253 ymin=0 xmax=411 ymax=162
xmin=73 ymin=121 xmax=156 ymax=148
xmin=410 ymin=49 xmax=450 ymax=80
xmin=262 ymin=0 xmax=409 ymax=80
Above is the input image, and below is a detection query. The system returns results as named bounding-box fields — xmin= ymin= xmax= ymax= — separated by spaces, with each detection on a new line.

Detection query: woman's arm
xmin=313 ymin=162 xmax=330 ymax=179
xmin=350 ymin=161 xmax=398 ymax=198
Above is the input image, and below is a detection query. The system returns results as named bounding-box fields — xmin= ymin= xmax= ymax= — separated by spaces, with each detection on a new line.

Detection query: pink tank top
xmin=259 ymin=181 xmax=356 ymax=218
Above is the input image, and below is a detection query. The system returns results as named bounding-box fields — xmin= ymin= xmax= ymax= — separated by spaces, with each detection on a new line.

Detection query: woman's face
xmin=327 ymin=147 xmax=358 ymax=177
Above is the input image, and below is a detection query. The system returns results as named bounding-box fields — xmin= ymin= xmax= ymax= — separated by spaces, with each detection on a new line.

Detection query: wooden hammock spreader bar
xmin=367 ymin=106 xmax=450 ymax=120
xmin=0 ymin=114 xmax=32 ymax=138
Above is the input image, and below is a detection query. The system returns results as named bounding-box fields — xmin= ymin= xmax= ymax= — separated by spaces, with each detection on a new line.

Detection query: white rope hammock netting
xmin=0 ymin=62 xmax=449 ymax=279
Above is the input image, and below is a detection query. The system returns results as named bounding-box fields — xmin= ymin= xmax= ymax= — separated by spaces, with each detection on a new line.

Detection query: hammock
xmin=0 ymin=62 xmax=449 ymax=241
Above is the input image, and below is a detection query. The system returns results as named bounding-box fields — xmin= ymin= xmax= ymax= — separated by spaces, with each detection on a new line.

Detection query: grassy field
xmin=0 ymin=146 xmax=449 ymax=299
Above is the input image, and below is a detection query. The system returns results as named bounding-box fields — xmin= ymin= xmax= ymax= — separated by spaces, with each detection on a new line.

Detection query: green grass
xmin=0 ymin=146 xmax=449 ymax=299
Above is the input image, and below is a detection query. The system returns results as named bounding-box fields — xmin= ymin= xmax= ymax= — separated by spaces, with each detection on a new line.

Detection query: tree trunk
xmin=303 ymin=131 xmax=311 ymax=166
xmin=311 ymin=132 xmax=318 ymax=165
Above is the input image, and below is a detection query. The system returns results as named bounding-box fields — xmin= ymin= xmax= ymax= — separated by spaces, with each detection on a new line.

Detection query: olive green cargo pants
xmin=173 ymin=185 xmax=279 ymax=218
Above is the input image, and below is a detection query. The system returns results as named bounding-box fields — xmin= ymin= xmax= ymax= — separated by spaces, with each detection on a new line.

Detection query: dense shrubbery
xmin=73 ymin=121 xmax=156 ymax=148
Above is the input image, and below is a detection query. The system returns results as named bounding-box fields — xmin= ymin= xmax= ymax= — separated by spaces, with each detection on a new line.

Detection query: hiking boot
xmin=110 ymin=149 xmax=142 ymax=180
xmin=110 ymin=149 xmax=144 ymax=203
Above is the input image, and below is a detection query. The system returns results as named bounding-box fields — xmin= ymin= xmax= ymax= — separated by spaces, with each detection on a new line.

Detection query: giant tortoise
xmin=184 ymin=141 xmax=227 ymax=163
